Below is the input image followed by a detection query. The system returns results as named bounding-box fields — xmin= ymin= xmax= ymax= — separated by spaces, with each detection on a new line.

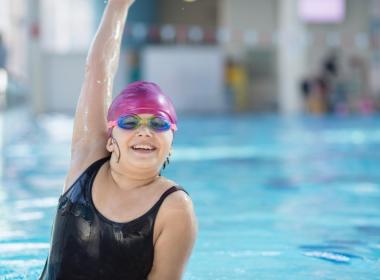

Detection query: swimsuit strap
xmin=163 ymin=185 xmax=188 ymax=196
xmin=62 ymin=155 xmax=111 ymax=198
xmin=156 ymin=185 xmax=189 ymax=206
xmin=83 ymin=156 xmax=111 ymax=179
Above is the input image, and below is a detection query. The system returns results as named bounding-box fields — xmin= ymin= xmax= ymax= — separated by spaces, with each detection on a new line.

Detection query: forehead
xmin=136 ymin=113 xmax=155 ymax=118
xmin=126 ymin=112 xmax=169 ymax=119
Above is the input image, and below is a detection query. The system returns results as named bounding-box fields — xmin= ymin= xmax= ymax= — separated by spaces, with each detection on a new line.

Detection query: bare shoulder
xmin=159 ymin=178 xmax=192 ymax=208
xmin=160 ymin=182 xmax=196 ymax=225
xmin=153 ymin=177 xmax=195 ymax=222
xmin=148 ymin=180 xmax=198 ymax=279
xmin=162 ymin=188 xmax=193 ymax=210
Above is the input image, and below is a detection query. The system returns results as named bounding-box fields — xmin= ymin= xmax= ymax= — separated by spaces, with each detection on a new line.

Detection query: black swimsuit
xmin=39 ymin=156 xmax=188 ymax=280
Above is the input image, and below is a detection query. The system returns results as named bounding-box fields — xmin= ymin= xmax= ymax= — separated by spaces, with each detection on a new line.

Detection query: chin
xmin=128 ymin=159 xmax=160 ymax=170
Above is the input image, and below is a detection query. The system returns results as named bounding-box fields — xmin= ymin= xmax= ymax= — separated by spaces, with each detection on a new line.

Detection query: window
xmin=299 ymin=0 xmax=346 ymax=23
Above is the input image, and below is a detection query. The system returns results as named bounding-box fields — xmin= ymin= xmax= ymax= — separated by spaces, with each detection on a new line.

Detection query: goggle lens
xmin=117 ymin=115 xmax=173 ymax=132
xmin=150 ymin=117 xmax=171 ymax=131
xmin=118 ymin=115 xmax=140 ymax=129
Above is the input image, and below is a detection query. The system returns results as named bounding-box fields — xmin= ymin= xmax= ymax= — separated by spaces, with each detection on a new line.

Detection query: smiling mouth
xmin=131 ymin=144 xmax=157 ymax=152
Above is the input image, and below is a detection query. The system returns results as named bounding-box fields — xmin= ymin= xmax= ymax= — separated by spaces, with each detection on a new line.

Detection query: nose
xmin=137 ymin=125 xmax=153 ymax=137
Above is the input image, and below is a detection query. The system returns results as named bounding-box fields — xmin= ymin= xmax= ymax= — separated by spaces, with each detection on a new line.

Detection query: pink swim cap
xmin=107 ymin=81 xmax=177 ymax=136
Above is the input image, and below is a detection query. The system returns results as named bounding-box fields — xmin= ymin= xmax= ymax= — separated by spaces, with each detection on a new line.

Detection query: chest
xmin=90 ymin=171 xmax=171 ymax=244
xmin=50 ymin=196 xmax=155 ymax=279
xmin=55 ymin=190 xmax=156 ymax=255
xmin=91 ymin=176 xmax=158 ymax=223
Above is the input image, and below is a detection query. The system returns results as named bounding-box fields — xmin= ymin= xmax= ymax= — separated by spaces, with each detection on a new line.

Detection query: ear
xmin=106 ymin=137 xmax=114 ymax=152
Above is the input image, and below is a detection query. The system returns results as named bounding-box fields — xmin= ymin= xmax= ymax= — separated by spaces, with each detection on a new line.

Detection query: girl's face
xmin=106 ymin=113 xmax=173 ymax=173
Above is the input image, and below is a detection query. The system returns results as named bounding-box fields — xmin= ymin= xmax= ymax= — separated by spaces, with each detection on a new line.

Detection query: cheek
xmin=158 ymin=133 xmax=173 ymax=153
xmin=112 ymin=129 xmax=134 ymax=148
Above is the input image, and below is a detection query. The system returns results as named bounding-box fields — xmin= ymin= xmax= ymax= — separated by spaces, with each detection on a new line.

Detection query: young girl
xmin=40 ymin=1 xmax=198 ymax=279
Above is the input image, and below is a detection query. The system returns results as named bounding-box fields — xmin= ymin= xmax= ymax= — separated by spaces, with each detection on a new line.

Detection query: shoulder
xmin=158 ymin=178 xmax=194 ymax=215
xmin=159 ymin=184 xmax=197 ymax=235
xmin=163 ymin=187 xmax=192 ymax=209
xmin=148 ymin=183 xmax=198 ymax=279
xmin=155 ymin=178 xmax=197 ymax=234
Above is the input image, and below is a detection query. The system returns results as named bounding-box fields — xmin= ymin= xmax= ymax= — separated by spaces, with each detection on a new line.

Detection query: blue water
xmin=1 ymin=112 xmax=380 ymax=279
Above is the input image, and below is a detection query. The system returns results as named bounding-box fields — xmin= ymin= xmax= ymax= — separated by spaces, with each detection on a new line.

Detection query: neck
xmin=108 ymin=157 xmax=160 ymax=191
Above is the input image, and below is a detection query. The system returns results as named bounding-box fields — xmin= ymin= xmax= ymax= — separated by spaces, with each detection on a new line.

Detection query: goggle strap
xmin=107 ymin=121 xmax=117 ymax=128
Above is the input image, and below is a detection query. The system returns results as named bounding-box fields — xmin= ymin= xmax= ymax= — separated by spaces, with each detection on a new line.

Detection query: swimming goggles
xmin=107 ymin=114 xmax=177 ymax=132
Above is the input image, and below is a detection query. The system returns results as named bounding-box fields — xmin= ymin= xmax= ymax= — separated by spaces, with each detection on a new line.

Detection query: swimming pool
xmin=1 ymin=110 xmax=380 ymax=279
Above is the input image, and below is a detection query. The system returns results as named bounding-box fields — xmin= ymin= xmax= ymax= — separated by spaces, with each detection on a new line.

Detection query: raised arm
xmin=64 ymin=0 xmax=135 ymax=191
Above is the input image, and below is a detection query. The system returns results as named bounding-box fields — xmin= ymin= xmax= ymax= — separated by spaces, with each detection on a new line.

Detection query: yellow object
xmin=226 ymin=64 xmax=248 ymax=111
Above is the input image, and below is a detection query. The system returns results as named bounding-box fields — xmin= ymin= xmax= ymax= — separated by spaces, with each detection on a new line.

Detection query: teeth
xmin=132 ymin=144 xmax=155 ymax=150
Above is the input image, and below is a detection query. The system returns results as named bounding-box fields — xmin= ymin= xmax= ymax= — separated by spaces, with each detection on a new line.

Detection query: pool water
xmin=1 ymin=112 xmax=380 ymax=279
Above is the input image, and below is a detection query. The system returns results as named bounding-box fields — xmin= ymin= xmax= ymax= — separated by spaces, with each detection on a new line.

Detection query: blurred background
xmin=1 ymin=0 xmax=380 ymax=115
xmin=1 ymin=0 xmax=380 ymax=279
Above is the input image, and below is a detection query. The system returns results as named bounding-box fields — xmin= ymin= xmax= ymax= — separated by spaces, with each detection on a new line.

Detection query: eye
xmin=150 ymin=117 xmax=170 ymax=130
xmin=119 ymin=116 xmax=139 ymax=128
